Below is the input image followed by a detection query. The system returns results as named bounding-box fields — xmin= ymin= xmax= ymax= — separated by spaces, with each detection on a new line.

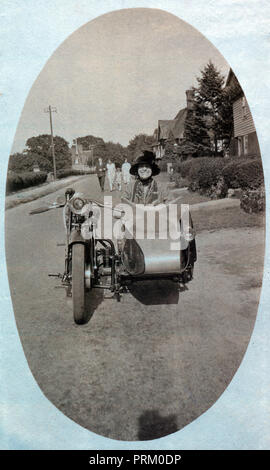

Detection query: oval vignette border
xmin=0 ymin=2 xmax=268 ymax=448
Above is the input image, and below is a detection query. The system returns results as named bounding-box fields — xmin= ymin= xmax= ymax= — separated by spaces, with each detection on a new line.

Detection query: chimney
xmin=186 ymin=89 xmax=195 ymax=110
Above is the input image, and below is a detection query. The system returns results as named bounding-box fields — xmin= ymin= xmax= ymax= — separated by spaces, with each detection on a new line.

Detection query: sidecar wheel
xmin=72 ymin=243 xmax=87 ymax=325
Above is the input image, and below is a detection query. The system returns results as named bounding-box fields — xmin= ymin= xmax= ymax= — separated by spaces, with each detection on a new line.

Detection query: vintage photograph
xmin=5 ymin=8 xmax=265 ymax=441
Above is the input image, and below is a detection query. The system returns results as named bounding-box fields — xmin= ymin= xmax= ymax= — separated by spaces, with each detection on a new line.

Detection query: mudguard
xmin=69 ymin=229 xmax=86 ymax=246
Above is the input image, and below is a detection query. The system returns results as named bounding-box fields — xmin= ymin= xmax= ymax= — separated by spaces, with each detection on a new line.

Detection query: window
xmin=238 ymin=137 xmax=242 ymax=156
xmin=243 ymin=135 xmax=249 ymax=155
xmin=242 ymin=96 xmax=247 ymax=119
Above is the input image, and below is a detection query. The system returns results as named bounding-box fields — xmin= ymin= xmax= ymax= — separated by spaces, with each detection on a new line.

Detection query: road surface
xmin=5 ymin=175 xmax=264 ymax=440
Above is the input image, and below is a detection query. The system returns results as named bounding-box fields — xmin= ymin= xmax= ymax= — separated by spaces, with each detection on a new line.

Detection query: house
xmin=152 ymin=89 xmax=193 ymax=159
xmin=152 ymin=120 xmax=175 ymax=159
xmin=226 ymin=68 xmax=260 ymax=157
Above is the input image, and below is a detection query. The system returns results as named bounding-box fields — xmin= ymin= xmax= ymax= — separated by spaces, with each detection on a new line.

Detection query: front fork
xmin=94 ymin=239 xmax=122 ymax=301
xmin=50 ymin=237 xmax=122 ymax=301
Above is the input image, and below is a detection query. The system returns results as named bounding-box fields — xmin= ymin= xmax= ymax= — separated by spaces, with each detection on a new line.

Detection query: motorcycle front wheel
xmin=72 ymin=243 xmax=87 ymax=324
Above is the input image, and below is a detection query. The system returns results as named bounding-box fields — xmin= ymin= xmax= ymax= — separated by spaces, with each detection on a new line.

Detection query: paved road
xmin=5 ymin=175 xmax=264 ymax=441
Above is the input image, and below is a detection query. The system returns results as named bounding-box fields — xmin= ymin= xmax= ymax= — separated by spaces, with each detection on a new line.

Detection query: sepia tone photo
xmin=5 ymin=8 xmax=265 ymax=441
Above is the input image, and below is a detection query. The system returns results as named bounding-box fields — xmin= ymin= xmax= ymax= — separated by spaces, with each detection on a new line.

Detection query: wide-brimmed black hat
xmin=130 ymin=150 xmax=160 ymax=176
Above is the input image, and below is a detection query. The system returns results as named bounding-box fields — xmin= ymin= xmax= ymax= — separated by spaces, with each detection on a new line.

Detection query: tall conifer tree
xmin=179 ymin=61 xmax=232 ymax=158
xmin=196 ymin=61 xmax=226 ymax=155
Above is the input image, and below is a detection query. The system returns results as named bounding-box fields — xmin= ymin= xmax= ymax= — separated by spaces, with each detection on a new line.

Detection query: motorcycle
xmin=30 ymin=188 xmax=197 ymax=324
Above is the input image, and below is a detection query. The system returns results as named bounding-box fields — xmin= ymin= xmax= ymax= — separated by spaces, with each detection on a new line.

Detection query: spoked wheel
xmin=72 ymin=243 xmax=87 ymax=324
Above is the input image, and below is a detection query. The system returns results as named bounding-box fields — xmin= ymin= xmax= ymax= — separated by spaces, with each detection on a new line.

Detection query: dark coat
xmin=123 ymin=178 xmax=169 ymax=205
xmin=96 ymin=161 xmax=107 ymax=177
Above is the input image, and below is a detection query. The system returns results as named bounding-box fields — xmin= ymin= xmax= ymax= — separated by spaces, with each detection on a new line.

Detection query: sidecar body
xmin=116 ymin=202 xmax=196 ymax=282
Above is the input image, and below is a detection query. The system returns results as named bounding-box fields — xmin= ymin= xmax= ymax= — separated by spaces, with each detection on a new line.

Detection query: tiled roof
xmin=158 ymin=120 xmax=175 ymax=140
xmin=158 ymin=107 xmax=187 ymax=140
xmin=172 ymin=108 xmax=187 ymax=139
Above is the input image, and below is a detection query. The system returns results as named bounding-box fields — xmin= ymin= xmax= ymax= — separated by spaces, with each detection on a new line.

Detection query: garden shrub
xmin=209 ymin=176 xmax=228 ymax=199
xmin=156 ymin=158 xmax=182 ymax=173
xmin=176 ymin=157 xmax=213 ymax=179
xmin=188 ymin=157 xmax=227 ymax=190
xmin=240 ymin=186 xmax=265 ymax=213
xmin=222 ymin=158 xmax=264 ymax=190
xmin=171 ymin=161 xmax=182 ymax=173
xmin=173 ymin=174 xmax=190 ymax=189
xmin=176 ymin=158 xmax=195 ymax=178
xmin=6 ymin=171 xmax=48 ymax=194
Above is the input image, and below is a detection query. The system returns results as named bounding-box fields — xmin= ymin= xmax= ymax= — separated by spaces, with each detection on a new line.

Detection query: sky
xmin=12 ymin=8 xmax=229 ymax=153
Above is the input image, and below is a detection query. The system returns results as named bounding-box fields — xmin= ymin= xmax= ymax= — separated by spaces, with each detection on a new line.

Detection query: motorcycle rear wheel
xmin=72 ymin=243 xmax=87 ymax=324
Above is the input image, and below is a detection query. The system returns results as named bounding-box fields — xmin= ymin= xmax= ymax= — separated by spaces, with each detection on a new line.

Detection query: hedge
xmin=56 ymin=168 xmax=96 ymax=179
xmin=173 ymin=156 xmax=264 ymax=195
xmin=6 ymin=171 xmax=48 ymax=194
xmin=176 ymin=158 xmax=196 ymax=178
xmin=56 ymin=169 xmax=81 ymax=179
xmin=187 ymin=158 xmax=227 ymax=190
xmin=222 ymin=159 xmax=264 ymax=190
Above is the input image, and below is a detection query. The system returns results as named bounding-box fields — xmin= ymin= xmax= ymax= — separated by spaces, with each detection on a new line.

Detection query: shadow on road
xmin=128 ymin=279 xmax=188 ymax=305
xmin=84 ymin=288 xmax=104 ymax=323
xmin=137 ymin=410 xmax=178 ymax=440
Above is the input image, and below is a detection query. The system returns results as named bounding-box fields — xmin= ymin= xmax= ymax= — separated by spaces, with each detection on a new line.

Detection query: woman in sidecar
xmin=117 ymin=150 xmax=197 ymax=282
xmin=122 ymin=150 xmax=166 ymax=205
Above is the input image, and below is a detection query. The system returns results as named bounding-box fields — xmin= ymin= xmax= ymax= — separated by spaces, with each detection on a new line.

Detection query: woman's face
xmin=138 ymin=163 xmax=152 ymax=180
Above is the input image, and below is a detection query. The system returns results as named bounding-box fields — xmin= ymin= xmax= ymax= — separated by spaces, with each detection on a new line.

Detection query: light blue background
xmin=0 ymin=0 xmax=269 ymax=449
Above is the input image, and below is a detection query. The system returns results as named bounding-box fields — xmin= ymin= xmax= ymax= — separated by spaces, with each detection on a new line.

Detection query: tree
xmin=25 ymin=134 xmax=72 ymax=171
xmin=127 ymin=134 xmax=155 ymax=161
xmin=76 ymin=135 xmax=105 ymax=149
xmin=104 ymin=141 xmax=127 ymax=166
xmin=181 ymin=104 xmax=212 ymax=158
xmin=75 ymin=135 xmax=127 ymax=166
xmin=180 ymin=61 xmax=232 ymax=158
xmin=195 ymin=61 xmax=225 ymax=155
xmin=76 ymin=135 xmax=106 ymax=158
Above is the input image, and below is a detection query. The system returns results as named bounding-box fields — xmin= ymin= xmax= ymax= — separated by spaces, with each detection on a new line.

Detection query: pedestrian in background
xmin=121 ymin=158 xmax=131 ymax=186
xmin=115 ymin=166 xmax=122 ymax=191
xmin=96 ymin=157 xmax=107 ymax=192
xmin=106 ymin=159 xmax=116 ymax=192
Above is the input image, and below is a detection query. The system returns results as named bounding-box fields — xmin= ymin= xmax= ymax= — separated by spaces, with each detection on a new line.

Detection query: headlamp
xmin=73 ymin=197 xmax=85 ymax=211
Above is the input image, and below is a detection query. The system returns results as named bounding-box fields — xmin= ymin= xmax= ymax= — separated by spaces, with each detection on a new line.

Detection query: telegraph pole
xmin=44 ymin=105 xmax=57 ymax=180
